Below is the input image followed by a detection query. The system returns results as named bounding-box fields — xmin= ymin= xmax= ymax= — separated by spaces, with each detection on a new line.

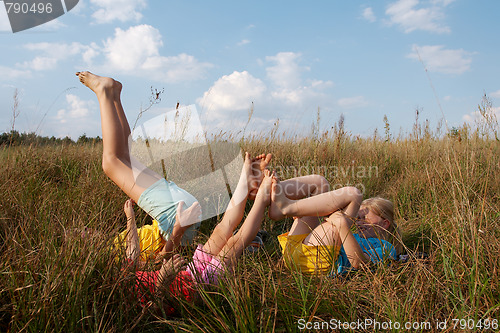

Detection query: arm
xmin=328 ymin=213 xmax=370 ymax=269
xmin=157 ymin=201 xmax=201 ymax=260
xmin=124 ymin=199 xmax=141 ymax=262
xmin=156 ymin=254 xmax=187 ymax=288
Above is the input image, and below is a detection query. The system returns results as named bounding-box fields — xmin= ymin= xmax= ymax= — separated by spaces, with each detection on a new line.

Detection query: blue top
xmin=333 ymin=234 xmax=397 ymax=276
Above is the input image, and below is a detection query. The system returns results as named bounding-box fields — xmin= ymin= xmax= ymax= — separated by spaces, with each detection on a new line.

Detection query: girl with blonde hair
xmin=269 ymin=177 xmax=402 ymax=275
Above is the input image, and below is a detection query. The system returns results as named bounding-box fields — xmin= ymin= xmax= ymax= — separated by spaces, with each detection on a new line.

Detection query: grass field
xmin=0 ymin=124 xmax=499 ymax=332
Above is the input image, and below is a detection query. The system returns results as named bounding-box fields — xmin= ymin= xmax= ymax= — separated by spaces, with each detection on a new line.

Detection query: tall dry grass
xmin=0 ymin=119 xmax=499 ymax=332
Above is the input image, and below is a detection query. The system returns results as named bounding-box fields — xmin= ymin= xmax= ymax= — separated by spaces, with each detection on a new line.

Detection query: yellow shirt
xmin=114 ymin=220 xmax=165 ymax=261
xmin=278 ymin=232 xmax=340 ymax=275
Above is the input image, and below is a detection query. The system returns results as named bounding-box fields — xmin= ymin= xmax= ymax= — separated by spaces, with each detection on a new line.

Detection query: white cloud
xmin=264 ymin=52 xmax=331 ymax=105
xmin=21 ymin=42 xmax=96 ymax=71
xmin=144 ymin=53 xmax=213 ymax=82
xmin=53 ymin=94 xmax=99 ymax=139
xmin=198 ymin=71 xmax=266 ymax=112
xmin=56 ymin=94 xmax=96 ymax=123
xmin=337 ymin=96 xmax=369 ymax=109
xmin=270 ymin=80 xmax=333 ymax=106
xmin=51 ymin=94 xmax=102 ymax=140
xmin=90 ymin=0 xmax=146 ymax=24
xmin=490 ymin=90 xmax=500 ymax=98
xmin=362 ymin=7 xmax=376 ymax=22
xmin=237 ymin=39 xmax=251 ymax=46
xmin=82 ymin=43 xmax=100 ymax=65
xmin=266 ymin=52 xmax=306 ymax=89
xmin=407 ymin=44 xmax=472 ymax=74
xmin=103 ymin=25 xmax=162 ymax=71
xmin=385 ymin=0 xmax=455 ymax=34
xmin=463 ymin=107 xmax=500 ymax=124
xmin=0 ymin=66 xmax=31 ymax=80
xmin=198 ymin=52 xmax=335 ymax=133
xmin=103 ymin=25 xmax=212 ymax=82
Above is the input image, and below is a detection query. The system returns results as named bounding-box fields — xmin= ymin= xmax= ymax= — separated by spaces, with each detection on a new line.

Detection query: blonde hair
xmin=361 ymin=197 xmax=404 ymax=255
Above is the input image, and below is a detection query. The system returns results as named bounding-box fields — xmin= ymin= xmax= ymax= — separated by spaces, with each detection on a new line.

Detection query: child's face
xmin=355 ymin=206 xmax=389 ymax=239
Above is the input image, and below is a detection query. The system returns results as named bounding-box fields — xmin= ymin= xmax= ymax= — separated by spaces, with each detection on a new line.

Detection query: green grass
xmin=1 ymin=127 xmax=499 ymax=332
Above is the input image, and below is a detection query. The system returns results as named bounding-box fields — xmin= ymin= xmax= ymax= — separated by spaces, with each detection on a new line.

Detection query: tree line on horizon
xmin=0 ymin=130 xmax=102 ymax=146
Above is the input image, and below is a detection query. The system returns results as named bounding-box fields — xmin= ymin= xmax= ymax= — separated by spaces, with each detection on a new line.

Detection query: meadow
xmin=0 ymin=119 xmax=499 ymax=332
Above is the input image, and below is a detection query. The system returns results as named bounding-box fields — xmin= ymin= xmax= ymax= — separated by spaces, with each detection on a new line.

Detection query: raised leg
xmin=269 ymin=174 xmax=330 ymax=221
xmin=112 ymin=80 xmax=131 ymax=146
xmin=271 ymin=177 xmax=362 ymax=220
xmin=76 ymin=71 xmax=160 ymax=202
xmin=215 ymin=169 xmax=272 ymax=266
xmin=201 ymin=152 xmax=258 ymax=256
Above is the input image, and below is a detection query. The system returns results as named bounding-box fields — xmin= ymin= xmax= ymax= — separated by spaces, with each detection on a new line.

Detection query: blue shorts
xmin=137 ymin=179 xmax=200 ymax=243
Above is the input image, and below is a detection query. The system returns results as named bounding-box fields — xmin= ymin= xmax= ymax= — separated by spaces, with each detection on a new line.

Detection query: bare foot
xmin=254 ymin=169 xmax=272 ymax=205
xmin=269 ymin=175 xmax=295 ymax=220
xmin=248 ymin=153 xmax=272 ymax=199
xmin=75 ymin=71 xmax=114 ymax=95
xmin=238 ymin=152 xmax=253 ymax=194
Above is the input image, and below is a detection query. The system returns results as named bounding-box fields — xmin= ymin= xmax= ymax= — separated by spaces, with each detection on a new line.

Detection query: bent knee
xmin=307 ymin=175 xmax=330 ymax=195
xmin=326 ymin=211 xmax=352 ymax=228
xmin=343 ymin=186 xmax=362 ymax=202
xmin=101 ymin=154 xmax=123 ymax=177
xmin=316 ymin=175 xmax=330 ymax=193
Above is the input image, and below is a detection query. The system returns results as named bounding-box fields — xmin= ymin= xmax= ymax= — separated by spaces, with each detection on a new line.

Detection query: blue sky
xmin=1 ymin=0 xmax=499 ymax=140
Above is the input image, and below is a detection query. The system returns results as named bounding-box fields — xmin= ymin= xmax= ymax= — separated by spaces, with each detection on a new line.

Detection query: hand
xmin=161 ymin=202 xmax=202 ymax=256
xmin=157 ymin=254 xmax=187 ymax=287
xmin=163 ymin=254 xmax=187 ymax=274
xmin=175 ymin=201 xmax=202 ymax=228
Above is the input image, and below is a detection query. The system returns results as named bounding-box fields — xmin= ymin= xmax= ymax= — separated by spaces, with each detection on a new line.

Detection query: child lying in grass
xmin=77 ymin=70 xmax=271 ymax=247
xmin=122 ymin=154 xmax=273 ymax=310
xmin=269 ymin=175 xmax=402 ymax=275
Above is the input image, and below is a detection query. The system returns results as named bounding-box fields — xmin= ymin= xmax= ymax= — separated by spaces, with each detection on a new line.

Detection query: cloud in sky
xmin=50 ymin=94 xmax=101 ymax=138
xmin=407 ymin=44 xmax=472 ymax=74
xmin=337 ymin=96 xmax=369 ymax=109
xmin=265 ymin=52 xmax=332 ymax=105
xmin=385 ymin=0 xmax=455 ymax=34
xmin=90 ymin=0 xmax=147 ymax=24
xmin=103 ymin=25 xmax=162 ymax=71
xmin=490 ymin=90 xmax=500 ymax=98
xmin=0 ymin=24 xmax=210 ymax=84
xmin=0 ymin=66 xmax=31 ymax=80
xmin=198 ymin=52 xmax=335 ymax=132
xmin=362 ymin=7 xmax=376 ymax=22
xmin=266 ymin=52 xmax=306 ymax=89
xmin=102 ymin=25 xmax=213 ymax=82
xmin=198 ymin=71 xmax=266 ymax=112
xmin=463 ymin=107 xmax=500 ymax=125
xmin=56 ymin=94 xmax=95 ymax=124
xmin=237 ymin=39 xmax=251 ymax=46
xmin=21 ymin=42 xmax=91 ymax=71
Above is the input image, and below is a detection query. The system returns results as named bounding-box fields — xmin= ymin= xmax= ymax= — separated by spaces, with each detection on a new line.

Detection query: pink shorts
xmin=186 ymin=245 xmax=225 ymax=284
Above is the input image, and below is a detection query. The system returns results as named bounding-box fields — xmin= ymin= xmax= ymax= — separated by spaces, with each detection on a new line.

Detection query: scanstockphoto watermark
xmin=274 ymin=164 xmax=379 ymax=195
xmin=2 ymin=0 xmax=79 ymax=33
xmin=275 ymin=164 xmax=379 ymax=180
xmin=297 ymin=318 xmax=499 ymax=331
